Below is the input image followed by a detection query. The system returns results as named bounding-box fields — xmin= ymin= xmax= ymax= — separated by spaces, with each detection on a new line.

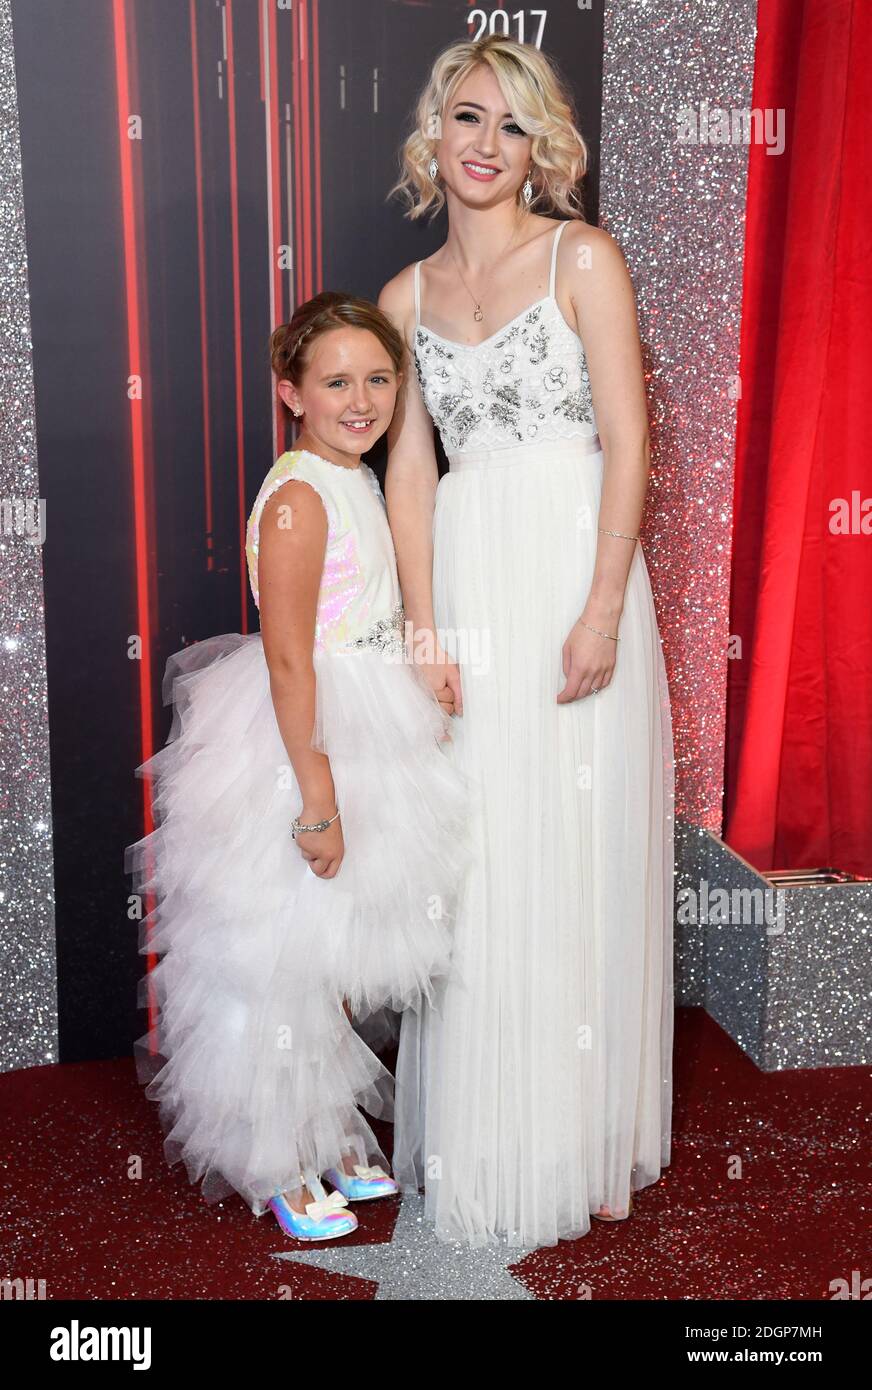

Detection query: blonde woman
xmin=378 ymin=34 xmax=675 ymax=1249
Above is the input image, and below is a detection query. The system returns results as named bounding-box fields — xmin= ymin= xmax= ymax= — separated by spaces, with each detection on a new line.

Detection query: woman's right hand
xmin=295 ymin=809 xmax=344 ymax=878
xmin=419 ymin=637 xmax=463 ymax=719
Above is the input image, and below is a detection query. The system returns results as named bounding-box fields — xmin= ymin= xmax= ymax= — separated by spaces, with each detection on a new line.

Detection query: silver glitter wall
xmin=675 ymin=824 xmax=871 ymax=1070
xmin=0 ymin=0 xmax=58 ymax=1072
xmin=599 ymin=0 xmax=759 ymax=830
xmin=599 ymin=3 xmax=869 ymax=1072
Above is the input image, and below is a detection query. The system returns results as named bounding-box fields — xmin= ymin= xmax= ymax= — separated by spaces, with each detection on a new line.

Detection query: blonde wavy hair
xmin=391 ymin=34 xmax=588 ymax=221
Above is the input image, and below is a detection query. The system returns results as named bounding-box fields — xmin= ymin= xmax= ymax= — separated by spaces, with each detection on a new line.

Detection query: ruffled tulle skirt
xmin=393 ymin=439 xmax=676 ymax=1248
xmin=125 ymin=632 xmax=474 ymax=1216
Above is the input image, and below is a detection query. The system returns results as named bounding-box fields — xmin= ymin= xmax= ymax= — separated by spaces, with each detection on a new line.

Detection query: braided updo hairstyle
xmin=270 ymin=290 xmax=405 ymax=419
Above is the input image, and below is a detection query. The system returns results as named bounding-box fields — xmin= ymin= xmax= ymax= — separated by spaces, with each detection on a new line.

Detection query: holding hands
xmin=416 ymin=631 xmax=463 ymax=728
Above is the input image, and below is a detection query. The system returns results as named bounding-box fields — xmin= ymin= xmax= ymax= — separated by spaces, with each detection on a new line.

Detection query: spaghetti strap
xmin=413 ymin=261 xmax=422 ymax=327
xmin=549 ymin=221 xmax=570 ymax=298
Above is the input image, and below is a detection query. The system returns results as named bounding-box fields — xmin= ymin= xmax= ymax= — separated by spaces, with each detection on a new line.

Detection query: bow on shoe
xmin=304 ymin=1189 xmax=350 ymax=1221
xmin=352 ymin=1164 xmax=389 ymax=1180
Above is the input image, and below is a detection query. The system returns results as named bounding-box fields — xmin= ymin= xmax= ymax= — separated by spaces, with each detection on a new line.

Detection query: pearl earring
xmin=428 ymin=156 xmax=439 ymax=181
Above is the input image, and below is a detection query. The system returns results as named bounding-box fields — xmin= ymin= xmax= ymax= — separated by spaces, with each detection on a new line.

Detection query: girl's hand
xmin=557 ymin=610 xmax=620 ymax=703
xmin=295 ymin=808 xmax=344 ymax=878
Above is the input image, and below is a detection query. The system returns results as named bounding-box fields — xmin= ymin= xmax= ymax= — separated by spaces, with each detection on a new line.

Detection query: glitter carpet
xmin=0 ymin=1008 xmax=866 ymax=1301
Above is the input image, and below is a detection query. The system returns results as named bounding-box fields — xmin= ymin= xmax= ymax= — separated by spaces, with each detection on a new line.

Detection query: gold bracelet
xmin=598 ymin=526 xmax=639 ymax=541
xmin=580 ymin=619 xmax=620 ymax=642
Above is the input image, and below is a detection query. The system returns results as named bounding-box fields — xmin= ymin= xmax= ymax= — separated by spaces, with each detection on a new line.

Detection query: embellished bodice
xmin=245 ymin=450 xmax=404 ymax=656
xmin=412 ymin=222 xmax=598 ymax=458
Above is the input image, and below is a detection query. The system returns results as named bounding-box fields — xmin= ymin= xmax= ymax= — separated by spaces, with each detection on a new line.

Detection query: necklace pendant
xmin=473 ymin=306 xmax=483 ymax=322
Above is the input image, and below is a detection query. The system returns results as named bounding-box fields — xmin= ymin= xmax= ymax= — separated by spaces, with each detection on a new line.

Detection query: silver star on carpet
xmin=273 ymin=1191 xmax=536 ymax=1299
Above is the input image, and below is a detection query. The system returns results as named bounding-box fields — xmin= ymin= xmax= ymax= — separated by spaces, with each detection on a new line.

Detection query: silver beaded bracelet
xmin=291 ymin=808 xmax=340 ymax=839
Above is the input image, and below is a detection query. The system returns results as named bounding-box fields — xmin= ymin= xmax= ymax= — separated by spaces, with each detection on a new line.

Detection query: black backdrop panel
xmin=11 ymin=0 xmax=604 ymax=1062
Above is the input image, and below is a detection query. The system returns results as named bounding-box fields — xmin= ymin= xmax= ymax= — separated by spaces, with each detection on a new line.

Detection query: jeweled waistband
xmin=447 ymin=432 xmax=602 ymax=472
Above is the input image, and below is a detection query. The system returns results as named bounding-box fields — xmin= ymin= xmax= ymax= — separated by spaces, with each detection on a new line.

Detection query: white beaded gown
xmin=392 ymin=220 xmax=676 ymax=1248
xmin=125 ymin=449 xmax=472 ymax=1217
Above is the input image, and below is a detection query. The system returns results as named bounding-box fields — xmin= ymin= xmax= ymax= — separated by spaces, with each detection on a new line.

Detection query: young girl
xmin=125 ymin=292 xmax=472 ymax=1241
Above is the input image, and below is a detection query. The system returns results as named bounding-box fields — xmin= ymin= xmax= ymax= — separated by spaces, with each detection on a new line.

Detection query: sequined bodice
xmin=245 ymin=450 xmax=404 ymax=656
xmin=413 ymin=226 xmax=599 ymax=458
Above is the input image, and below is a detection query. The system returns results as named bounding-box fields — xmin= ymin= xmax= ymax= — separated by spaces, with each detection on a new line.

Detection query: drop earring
xmin=428 ymin=156 xmax=439 ymax=181
xmin=522 ymin=169 xmax=534 ymax=206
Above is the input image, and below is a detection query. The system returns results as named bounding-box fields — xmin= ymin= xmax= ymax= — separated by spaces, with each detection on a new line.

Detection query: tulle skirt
xmin=125 ymin=632 xmax=474 ymax=1216
xmin=393 ymin=438 xmax=676 ymax=1248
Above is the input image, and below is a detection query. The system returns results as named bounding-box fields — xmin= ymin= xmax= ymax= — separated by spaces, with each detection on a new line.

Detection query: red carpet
xmin=0 ymin=1009 xmax=866 ymax=1300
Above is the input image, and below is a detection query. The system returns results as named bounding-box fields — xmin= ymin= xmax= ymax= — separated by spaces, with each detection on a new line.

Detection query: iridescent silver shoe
xmin=268 ymin=1174 xmax=359 ymax=1241
xmin=322 ymin=1162 xmax=400 ymax=1202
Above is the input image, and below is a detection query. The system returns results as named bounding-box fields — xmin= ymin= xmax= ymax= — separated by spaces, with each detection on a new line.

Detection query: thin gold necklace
xmin=450 ymin=219 xmax=525 ymax=323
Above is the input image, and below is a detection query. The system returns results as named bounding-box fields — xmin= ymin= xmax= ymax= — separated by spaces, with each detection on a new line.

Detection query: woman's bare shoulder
xmin=378 ymin=262 xmax=420 ymax=345
xmin=561 ymin=219 xmax=627 ymax=271
xmin=378 ymin=261 xmax=417 ymax=313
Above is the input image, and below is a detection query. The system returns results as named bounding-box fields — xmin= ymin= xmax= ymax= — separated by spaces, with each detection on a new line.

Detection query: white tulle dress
xmin=125 ymin=448 xmax=472 ymax=1217
xmin=392 ymin=220 xmax=676 ymax=1247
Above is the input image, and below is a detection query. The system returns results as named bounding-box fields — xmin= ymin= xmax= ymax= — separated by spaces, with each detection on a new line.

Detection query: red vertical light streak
xmin=267 ymin=0 xmax=284 ymax=448
xmin=300 ymin=0 xmax=312 ymax=299
xmin=190 ymin=1 xmax=214 ymax=572
xmin=293 ymin=3 xmax=303 ymax=307
xmin=312 ymin=0 xmax=322 ymax=290
xmin=224 ymin=1 xmax=248 ymax=631
xmin=112 ymin=0 xmax=157 ymax=1002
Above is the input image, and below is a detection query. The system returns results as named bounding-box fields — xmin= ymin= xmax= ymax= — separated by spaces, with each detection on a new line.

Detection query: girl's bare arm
xmin=258 ymin=480 xmax=337 ymax=818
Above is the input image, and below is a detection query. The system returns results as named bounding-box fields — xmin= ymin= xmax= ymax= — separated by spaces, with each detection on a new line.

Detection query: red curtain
xmin=724 ymin=0 xmax=872 ymax=874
